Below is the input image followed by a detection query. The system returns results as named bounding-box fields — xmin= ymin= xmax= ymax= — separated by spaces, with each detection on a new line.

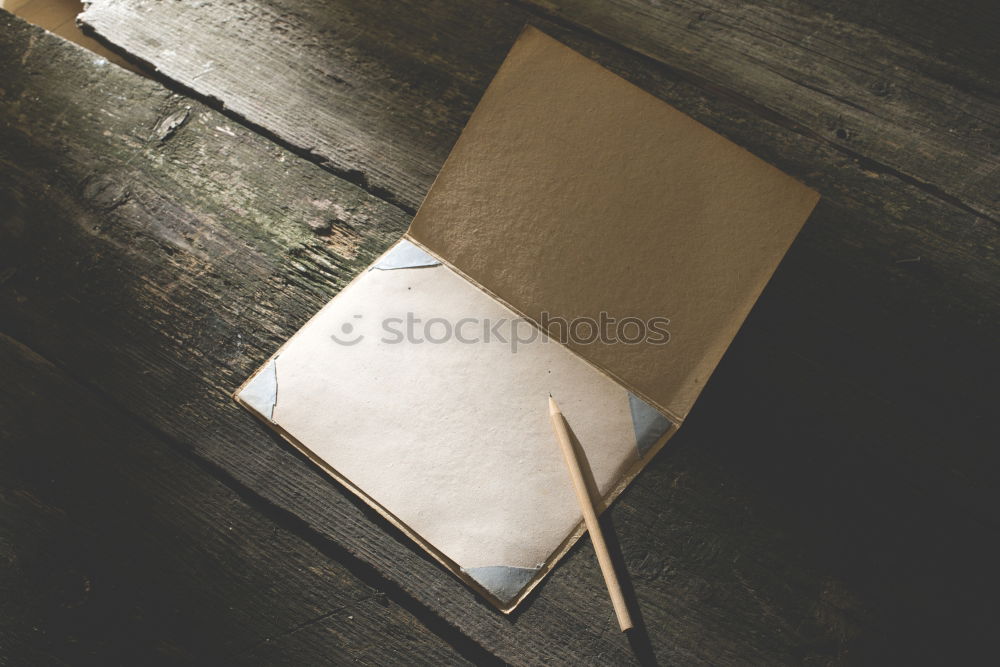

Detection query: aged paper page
xmin=408 ymin=27 xmax=819 ymax=422
xmin=237 ymin=241 xmax=673 ymax=608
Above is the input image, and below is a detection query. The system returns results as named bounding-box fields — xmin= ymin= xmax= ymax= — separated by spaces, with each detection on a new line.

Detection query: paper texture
xmin=408 ymin=26 xmax=819 ymax=422
xmin=236 ymin=26 xmax=817 ymax=612
xmin=237 ymin=243 xmax=673 ymax=608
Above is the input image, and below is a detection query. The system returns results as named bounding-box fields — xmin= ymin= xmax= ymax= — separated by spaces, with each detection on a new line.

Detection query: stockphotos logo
xmin=330 ymin=311 xmax=670 ymax=353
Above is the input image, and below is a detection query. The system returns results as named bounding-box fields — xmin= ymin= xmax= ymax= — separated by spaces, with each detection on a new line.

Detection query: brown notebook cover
xmin=235 ymin=26 xmax=818 ymax=612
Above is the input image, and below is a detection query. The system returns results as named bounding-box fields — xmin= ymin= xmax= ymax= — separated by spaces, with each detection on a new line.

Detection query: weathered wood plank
xmin=0 ymin=332 xmax=471 ymax=666
xmin=4 ymin=8 xmax=1000 ymax=666
xmin=0 ymin=15 xmax=920 ymax=666
xmin=76 ymin=0 xmax=1000 ymax=527
xmin=0 ymin=16 xmax=650 ymax=665
xmin=788 ymin=0 xmax=999 ymax=98
xmin=79 ymin=0 xmax=1000 ymax=222
xmin=523 ymin=0 xmax=1000 ymax=220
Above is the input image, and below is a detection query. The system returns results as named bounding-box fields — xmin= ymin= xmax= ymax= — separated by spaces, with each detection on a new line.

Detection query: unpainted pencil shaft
xmin=548 ymin=395 xmax=634 ymax=631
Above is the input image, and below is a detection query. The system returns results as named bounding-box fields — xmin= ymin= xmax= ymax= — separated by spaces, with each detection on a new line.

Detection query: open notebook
xmin=235 ymin=26 xmax=819 ymax=612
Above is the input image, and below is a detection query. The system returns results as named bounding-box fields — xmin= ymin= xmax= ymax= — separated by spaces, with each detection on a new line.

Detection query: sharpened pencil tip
xmin=548 ymin=394 xmax=560 ymax=415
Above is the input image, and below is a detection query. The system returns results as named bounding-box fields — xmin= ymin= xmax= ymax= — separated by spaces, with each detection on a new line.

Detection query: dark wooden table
xmin=1 ymin=1 xmax=998 ymax=664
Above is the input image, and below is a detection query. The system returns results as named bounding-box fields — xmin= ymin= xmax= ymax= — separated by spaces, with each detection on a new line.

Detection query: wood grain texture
xmin=4 ymin=5 xmax=1000 ymax=666
xmin=76 ymin=0 xmax=1000 ymax=529
xmin=0 ymin=332 xmax=470 ymax=666
xmin=1 ymin=16 xmax=649 ymax=665
xmin=524 ymin=0 xmax=999 ymax=219
xmin=77 ymin=0 xmax=1000 ymax=221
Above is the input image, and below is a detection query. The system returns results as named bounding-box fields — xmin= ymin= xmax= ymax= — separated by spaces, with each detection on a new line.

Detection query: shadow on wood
xmin=563 ymin=418 xmax=661 ymax=666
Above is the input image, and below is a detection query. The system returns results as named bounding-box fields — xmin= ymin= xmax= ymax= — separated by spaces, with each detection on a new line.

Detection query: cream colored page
xmin=268 ymin=260 xmax=639 ymax=569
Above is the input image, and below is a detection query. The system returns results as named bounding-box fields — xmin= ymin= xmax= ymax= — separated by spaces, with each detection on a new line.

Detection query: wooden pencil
xmin=548 ymin=394 xmax=634 ymax=631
